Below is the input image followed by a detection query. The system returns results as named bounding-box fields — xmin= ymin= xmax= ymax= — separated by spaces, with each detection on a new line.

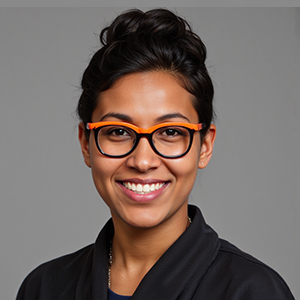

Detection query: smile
xmin=122 ymin=182 xmax=166 ymax=194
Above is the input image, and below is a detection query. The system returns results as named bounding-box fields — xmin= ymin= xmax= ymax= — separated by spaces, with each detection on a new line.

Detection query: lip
xmin=117 ymin=179 xmax=169 ymax=203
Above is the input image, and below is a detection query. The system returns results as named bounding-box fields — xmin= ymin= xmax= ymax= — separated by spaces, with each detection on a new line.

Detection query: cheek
xmin=165 ymin=158 xmax=198 ymax=205
xmin=172 ymin=157 xmax=199 ymax=179
xmin=89 ymin=145 xmax=121 ymax=198
xmin=167 ymin=144 xmax=201 ymax=185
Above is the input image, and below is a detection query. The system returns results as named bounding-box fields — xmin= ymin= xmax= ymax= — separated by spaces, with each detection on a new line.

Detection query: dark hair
xmin=77 ymin=8 xmax=214 ymax=140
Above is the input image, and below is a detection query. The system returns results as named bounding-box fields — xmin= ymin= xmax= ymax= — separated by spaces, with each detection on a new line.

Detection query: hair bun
xmin=100 ymin=9 xmax=191 ymax=46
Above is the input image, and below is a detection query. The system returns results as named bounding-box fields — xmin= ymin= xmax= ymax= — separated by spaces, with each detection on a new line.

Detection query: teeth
xmin=131 ymin=183 xmax=136 ymax=191
xmin=123 ymin=182 xmax=165 ymax=194
xmin=137 ymin=184 xmax=143 ymax=192
xmin=144 ymin=184 xmax=150 ymax=193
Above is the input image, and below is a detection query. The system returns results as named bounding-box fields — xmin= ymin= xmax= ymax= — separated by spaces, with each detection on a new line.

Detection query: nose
xmin=125 ymin=137 xmax=161 ymax=172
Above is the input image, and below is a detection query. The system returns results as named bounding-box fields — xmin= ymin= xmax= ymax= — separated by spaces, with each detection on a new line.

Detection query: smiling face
xmin=79 ymin=71 xmax=215 ymax=229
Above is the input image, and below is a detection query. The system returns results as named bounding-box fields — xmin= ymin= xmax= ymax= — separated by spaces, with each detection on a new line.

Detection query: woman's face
xmin=79 ymin=71 xmax=215 ymax=228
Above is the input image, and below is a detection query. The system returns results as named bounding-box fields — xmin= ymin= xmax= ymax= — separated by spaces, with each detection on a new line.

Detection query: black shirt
xmin=16 ymin=205 xmax=294 ymax=299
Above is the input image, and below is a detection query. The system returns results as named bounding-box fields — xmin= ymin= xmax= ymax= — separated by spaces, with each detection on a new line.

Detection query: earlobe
xmin=78 ymin=122 xmax=91 ymax=168
xmin=198 ymin=124 xmax=216 ymax=169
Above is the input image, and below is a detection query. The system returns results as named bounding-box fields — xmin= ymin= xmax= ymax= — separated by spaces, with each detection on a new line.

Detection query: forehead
xmin=92 ymin=71 xmax=198 ymax=125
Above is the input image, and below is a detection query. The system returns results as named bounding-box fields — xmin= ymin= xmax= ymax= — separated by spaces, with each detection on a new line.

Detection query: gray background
xmin=0 ymin=6 xmax=299 ymax=299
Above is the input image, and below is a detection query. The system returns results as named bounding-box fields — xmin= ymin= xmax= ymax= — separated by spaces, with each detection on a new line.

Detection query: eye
xmin=110 ymin=128 xmax=130 ymax=136
xmin=161 ymin=127 xmax=182 ymax=137
xmin=101 ymin=126 xmax=134 ymax=140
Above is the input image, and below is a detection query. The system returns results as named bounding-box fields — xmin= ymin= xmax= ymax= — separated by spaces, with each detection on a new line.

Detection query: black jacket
xmin=16 ymin=205 xmax=294 ymax=299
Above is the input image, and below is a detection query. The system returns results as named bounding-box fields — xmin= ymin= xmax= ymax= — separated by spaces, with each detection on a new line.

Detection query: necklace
xmin=108 ymin=239 xmax=113 ymax=288
xmin=108 ymin=216 xmax=192 ymax=288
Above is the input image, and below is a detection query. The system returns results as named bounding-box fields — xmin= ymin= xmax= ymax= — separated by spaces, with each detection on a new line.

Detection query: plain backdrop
xmin=0 ymin=6 xmax=299 ymax=300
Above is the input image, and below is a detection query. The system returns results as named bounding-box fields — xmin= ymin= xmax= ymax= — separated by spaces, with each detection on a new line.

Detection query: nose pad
xmin=126 ymin=137 xmax=161 ymax=172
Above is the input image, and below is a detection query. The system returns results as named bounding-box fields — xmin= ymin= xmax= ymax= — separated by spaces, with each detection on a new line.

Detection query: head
xmin=77 ymin=8 xmax=214 ymax=142
xmin=77 ymin=9 xmax=216 ymax=229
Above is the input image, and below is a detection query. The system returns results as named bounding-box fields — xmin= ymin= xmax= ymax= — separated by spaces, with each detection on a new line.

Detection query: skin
xmin=78 ymin=71 xmax=216 ymax=295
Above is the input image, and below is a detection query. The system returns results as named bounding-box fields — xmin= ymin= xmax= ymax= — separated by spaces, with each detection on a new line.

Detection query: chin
xmin=117 ymin=208 xmax=166 ymax=229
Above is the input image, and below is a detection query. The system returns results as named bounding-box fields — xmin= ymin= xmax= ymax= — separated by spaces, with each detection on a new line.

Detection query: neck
xmin=108 ymin=206 xmax=191 ymax=295
xmin=111 ymin=208 xmax=190 ymax=268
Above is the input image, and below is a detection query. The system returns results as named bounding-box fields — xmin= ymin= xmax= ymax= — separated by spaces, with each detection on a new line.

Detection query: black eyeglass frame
xmin=87 ymin=122 xmax=205 ymax=159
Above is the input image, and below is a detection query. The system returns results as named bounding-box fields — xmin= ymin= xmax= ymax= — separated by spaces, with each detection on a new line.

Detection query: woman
xmin=16 ymin=8 xmax=294 ymax=300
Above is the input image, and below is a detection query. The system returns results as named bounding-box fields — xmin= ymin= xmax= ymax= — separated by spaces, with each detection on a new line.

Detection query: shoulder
xmin=16 ymin=244 xmax=94 ymax=300
xmin=202 ymin=239 xmax=294 ymax=299
xmin=25 ymin=243 xmax=93 ymax=281
xmin=219 ymin=239 xmax=289 ymax=283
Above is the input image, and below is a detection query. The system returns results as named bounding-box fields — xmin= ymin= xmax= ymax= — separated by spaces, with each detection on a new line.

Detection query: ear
xmin=198 ymin=124 xmax=216 ymax=169
xmin=78 ymin=122 xmax=91 ymax=168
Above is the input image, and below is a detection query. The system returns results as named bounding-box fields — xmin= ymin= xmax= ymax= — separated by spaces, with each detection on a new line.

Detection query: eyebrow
xmin=155 ymin=113 xmax=190 ymax=123
xmin=100 ymin=113 xmax=133 ymax=122
xmin=100 ymin=112 xmax=190 ymax=123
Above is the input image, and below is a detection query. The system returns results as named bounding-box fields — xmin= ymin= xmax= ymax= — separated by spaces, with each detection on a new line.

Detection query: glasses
xmin=86 ymin=121 xmax=205 ymax=159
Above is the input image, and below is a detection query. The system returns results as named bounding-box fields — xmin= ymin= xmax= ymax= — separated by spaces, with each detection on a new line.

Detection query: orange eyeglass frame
xmin=86 ymin=121 xmax=204 ymax=133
